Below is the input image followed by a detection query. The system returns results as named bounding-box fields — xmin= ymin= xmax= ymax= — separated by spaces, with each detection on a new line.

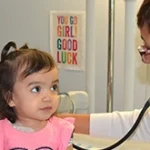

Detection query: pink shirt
xmin=0 ymin=116 xmax=74 ymax=150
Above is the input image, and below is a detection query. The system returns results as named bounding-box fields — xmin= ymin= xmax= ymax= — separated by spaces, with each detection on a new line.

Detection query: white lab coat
xmin=90 ymin=109 xmax=150 ymax=142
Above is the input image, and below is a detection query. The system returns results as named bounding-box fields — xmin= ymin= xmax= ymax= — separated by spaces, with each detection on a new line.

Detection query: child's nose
xmin=43 ymin=91 xmax=55 ymax=102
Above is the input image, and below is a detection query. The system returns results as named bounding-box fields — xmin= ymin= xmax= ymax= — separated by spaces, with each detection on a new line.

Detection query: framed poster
xmin=50 ymin=11 xmax=86 ymax=71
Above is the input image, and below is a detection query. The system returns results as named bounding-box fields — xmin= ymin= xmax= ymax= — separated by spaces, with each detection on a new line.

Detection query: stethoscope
xmin=72 ymin=97 xmax=150 ymax=150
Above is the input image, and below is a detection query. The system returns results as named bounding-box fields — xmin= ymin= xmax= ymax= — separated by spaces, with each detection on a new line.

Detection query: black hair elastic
xmin=1 ymin=41 xmax=17 ymax=62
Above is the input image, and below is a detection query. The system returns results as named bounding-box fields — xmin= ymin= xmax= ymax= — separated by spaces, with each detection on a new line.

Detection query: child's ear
xmin=8 ymin=99 xmax=15 ymax=107
xmin=4 ymin=91 xmax=15 ymax=107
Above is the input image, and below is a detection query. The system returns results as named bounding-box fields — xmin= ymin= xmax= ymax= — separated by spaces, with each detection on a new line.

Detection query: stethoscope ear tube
xmin=73 ymin=97 xmax=150 ymax=150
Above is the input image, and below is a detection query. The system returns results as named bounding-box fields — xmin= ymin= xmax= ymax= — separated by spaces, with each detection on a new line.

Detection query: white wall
xmin=0 ymin=0 xmax=86 ymax=93
xmin=0 ymin=0 xmax=148 ymax=113
xmin=94 ymin=0 xmax=125 ymax=112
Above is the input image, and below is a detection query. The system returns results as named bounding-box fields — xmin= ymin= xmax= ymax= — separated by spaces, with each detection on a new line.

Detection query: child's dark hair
xmin=0 ymin=41 xmax=56 ymax=123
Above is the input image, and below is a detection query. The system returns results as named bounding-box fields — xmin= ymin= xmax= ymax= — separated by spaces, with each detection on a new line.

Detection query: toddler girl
xmin=0 ymin=41 xmax=74 ymax=150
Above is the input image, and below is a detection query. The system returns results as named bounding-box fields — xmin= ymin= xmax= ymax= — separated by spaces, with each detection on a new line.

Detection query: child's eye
xmin=50 ymin=84 xmax=59 ymax=92
xmin=31 ymin=86 xmax=41 ymax=93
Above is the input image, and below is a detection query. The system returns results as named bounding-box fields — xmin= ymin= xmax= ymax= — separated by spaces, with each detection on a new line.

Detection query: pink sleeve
xmin=58 ymin=117 xmax=75 ymax=150
xmin=63 ymin=117 xmax=75 ymax=125
xmin=0 ymin=133 xmax=4 ymax=148
xmin=0 ymin=121 xmax=4 ymax=148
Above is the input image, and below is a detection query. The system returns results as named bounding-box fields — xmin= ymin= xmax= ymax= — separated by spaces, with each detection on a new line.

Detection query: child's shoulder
xmin=0 ymin=118 xmax=8 ymax=125
xmin=50 ymin=116 xmax=75 ymax=126
xmin=49 ymin=116 xmax=75 ymax=132
xmin=0 ymin=119 xmax=7 ymax=133
xmin=50 ymin=116 xmax=75 ymax=147
xmin=0 ymin=118 xmax=6 ymax=125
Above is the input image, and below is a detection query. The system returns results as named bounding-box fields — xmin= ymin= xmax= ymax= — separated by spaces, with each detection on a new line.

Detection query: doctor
xmin=58 ymin=0 xmax=150 ymax=142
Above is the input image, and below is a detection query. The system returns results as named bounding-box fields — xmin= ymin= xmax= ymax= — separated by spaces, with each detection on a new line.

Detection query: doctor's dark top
xmin=0 ymin=116 xmax=74 ymax=150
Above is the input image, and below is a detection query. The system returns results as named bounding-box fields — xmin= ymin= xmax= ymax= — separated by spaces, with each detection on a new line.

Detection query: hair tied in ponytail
xmin=1 ymin=41 xmax=17 ymax=62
